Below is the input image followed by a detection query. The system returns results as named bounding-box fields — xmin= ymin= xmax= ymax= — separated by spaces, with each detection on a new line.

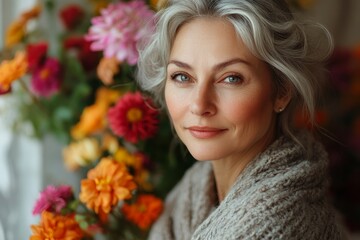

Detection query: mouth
xmin=186 ymin=126 xmax=227 ymax=139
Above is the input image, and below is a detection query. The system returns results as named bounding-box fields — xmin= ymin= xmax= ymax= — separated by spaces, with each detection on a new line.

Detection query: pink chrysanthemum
xmin=32 ymin=185 xmax=73 ymax=215
xmin=108 ymin=92 xmax=159 ymax=143
xmin=30 ymin=57 xmax=62 ymax=97
xmin=86 ymin=0 xmax=155 ymax=65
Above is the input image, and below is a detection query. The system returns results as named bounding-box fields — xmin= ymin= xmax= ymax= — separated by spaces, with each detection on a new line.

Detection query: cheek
xmin=164 ymin=85 xmax=183 ymax=122
xmin=224 ymin=91 xmax=274 ymax=127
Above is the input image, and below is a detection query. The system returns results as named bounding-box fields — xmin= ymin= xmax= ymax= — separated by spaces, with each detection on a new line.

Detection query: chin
xmin=186 ymin=145 xmax=224 ymax=161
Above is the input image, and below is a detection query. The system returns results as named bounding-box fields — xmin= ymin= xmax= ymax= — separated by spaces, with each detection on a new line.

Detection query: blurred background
xmin=0 ymin=0 xmax=359 ymax=239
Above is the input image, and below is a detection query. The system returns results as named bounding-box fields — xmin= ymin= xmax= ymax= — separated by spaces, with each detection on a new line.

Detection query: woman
xmin=137 ymin=0 xmax=344 ymax=239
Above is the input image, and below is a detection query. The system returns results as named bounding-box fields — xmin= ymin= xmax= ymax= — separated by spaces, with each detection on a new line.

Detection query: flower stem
xmin=18 ymin=77 xmax=48 ymax=115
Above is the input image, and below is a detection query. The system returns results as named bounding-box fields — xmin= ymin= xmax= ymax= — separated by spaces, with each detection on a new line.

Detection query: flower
xmin=32 ymin=185 xmax=73 ymax=215
xmin=30 ymin=211 xmax=84 ymax=240
xmin=101 ymin=133 xmax=120 ymax=154
xmin=5 ymin=19 xmax=26 ymax=47
xmin=71 ymin=103 xmax=108 ymax=140
xmin=79 ymin=157 xmax=137 ymax=214
xmin=86 ymin=0 xmax=155 ymax=65
xmin=108 ymin=91 xmax=159 ymax=143
xmin=26 ymin=42 xmax=48 ymax=72
xmin=64 ymin=36 xmax=101 ymax=71
xmin=59 ymin=4 xmax=85 ymax=30
xmin=63 ymin=138 xmax=102 ymax=171
xmin=21 ymin=4 xmax=42 ymax=21
xmin=150 ymin=0 xmax=168 ymax=10
xmin=0 ymin=51 xmax=28 ymax=92
xmin=30 ymin=57 xmax=62 ymax=97
xmin=97 ymin=57 xmax=120 ymax=85
xmin=122 ymin=194 xmax=163 ymax=229
xmin=71 ymin=87 xmax=121 ymax=139
xmin=114 ymin=147 xmax=138 ymax=168
xmin=5 ymin=5 xmax=42 ymax=48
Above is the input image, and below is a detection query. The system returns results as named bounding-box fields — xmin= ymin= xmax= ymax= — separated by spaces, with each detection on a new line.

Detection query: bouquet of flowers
xmin=1 ymin=0 xmax=194 ymax=239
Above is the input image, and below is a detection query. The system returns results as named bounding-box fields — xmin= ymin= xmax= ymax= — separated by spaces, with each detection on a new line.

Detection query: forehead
xmin=169 ymin=17 xmax=265 ymax=70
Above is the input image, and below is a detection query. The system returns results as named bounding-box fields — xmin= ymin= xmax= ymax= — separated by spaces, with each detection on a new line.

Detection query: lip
xmin=186 ymin=126 xmax=227 ymax=139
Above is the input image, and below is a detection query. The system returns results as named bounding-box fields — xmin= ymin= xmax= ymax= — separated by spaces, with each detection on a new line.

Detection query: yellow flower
xmin=0 ymin=52 xmax=28 ymax=91
xmin=95 ymin=86 xmax=121 ymax=106
xmin=63 ymin=138 xmax=102 ymax=171
xmin=79 ymin=157 xmax=137 ymax=214
xmin=114 ymin=147 xmax=135 ymax=166
xmin=101 ymin=133 xmax=120 ymax=154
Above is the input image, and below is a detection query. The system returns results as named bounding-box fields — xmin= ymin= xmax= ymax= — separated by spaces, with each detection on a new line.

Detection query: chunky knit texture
xmin=148 ymin=132 xmax=344 ymax=240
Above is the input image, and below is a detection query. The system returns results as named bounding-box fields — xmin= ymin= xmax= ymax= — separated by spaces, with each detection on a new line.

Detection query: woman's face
xmin=165 ymin=18 xmax=282 ymax=161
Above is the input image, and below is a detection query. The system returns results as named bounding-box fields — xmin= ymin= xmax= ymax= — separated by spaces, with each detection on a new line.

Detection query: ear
xmin=274 ymin=82 xmax=292 ymax=113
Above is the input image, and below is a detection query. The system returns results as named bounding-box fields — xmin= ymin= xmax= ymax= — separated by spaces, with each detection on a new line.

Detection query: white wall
xmin=0 ymin=1 xmax=42 ymax=240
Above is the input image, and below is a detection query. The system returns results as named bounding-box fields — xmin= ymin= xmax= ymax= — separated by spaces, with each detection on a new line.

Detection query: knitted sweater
xmin=148 ymin=132 xmax=344 ymax=240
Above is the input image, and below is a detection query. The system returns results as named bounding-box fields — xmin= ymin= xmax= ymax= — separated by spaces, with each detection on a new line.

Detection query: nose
xmin=190 ymin=83 xmax=216 ymax=117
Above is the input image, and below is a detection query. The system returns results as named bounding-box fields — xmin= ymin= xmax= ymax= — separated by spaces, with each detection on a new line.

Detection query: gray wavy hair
xmin=136 ymin=0 xmax=333 ymax=141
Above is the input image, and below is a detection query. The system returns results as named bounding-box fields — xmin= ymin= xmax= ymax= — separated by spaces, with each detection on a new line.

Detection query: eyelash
xmin=170 ymin=72 xmax=191 ymax=83
xmin=169 ymin=72 xmax=245 ymax=85
xmin=222 ymin=74 xmax=244 ymax=85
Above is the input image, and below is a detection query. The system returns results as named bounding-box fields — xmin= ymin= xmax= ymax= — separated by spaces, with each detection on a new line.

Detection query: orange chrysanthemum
xmin=71 ymin=87 xmax=121 ymax=139
xmin=71 ymin=102 xmax=108 ymax=139
xmin=79 ymin=157 xmax=137 ymax=214
xmin=5 ymin=5 xmax=41 ymax=48
xmin=97 ymin=57 xmax=120 ymax=85
xmin=30 ymin=211 xmax=84 ymax=240
xmin=122 ymin=194 xmax=163 ymax=229
xmin=0 ymin=52 xmax=28 ymax=92
xmin=21 ymin=4 xmax=42 ymax=21
xmin=5 ymin=19 xmax=26 ymax=47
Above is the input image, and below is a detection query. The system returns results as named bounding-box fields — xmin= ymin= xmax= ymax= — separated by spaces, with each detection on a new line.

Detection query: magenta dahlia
xmin=30 ymin=57 xmax=62 ymax=98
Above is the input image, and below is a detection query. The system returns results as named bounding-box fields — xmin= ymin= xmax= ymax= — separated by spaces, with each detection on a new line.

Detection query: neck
xmin=211 ymin=157 xmax=250 ymax=202
xmin=211 ymin=130 xmax=276 ymax=202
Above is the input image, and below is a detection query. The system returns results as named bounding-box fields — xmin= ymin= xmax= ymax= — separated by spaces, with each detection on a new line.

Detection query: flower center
xmin=40 ymin=68 xmax=50 ymax=80
xmin=138 ymin=204 xmax=147 ymax=213
xmin=95 ymin=177 xmax=111 ymax=191
xmin=126 ymin=108 xmax=143 ymax=123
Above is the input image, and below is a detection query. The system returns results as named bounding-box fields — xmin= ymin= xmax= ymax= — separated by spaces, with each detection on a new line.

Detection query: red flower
xmin=30 ymin=57 xmax=62 ymax=97
xmin=64 ymin=36 xmax=100 ymax=71
xmin=108 ymin=92 xmax=159 ymax=143
xmin=26 ymin=42 xmax=48 ymax=72
xmin=59 ymin=4 xmax=84 ymax=30
xmin=122 ymin=194 xmax=163 ymax=229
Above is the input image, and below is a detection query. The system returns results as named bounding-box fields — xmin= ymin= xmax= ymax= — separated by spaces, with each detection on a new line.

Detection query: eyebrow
xmin=168 ymin=58 xmax=251 ymax=71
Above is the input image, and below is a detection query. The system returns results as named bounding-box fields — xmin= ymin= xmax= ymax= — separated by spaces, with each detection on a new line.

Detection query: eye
xmin=170 ymin=73 xmax=191 ymax=83
xmin=223 ymin=74 xmax=243 ymax=84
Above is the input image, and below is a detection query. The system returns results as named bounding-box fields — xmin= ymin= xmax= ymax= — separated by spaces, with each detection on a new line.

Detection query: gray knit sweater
xmin=148 ymin=132 xmax=344 ymax=240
